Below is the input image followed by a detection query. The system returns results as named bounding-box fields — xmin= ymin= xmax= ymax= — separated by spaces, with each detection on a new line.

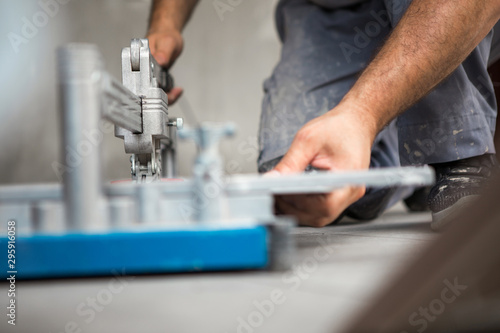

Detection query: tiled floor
xmin=0 ymin=204 xmax=438 ymax=333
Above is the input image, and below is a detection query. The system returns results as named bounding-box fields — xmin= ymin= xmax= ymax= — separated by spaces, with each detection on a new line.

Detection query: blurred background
xmin=0 ymin=0 xmax=280 ymax=184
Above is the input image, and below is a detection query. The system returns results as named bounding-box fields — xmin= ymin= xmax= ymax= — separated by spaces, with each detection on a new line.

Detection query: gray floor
xmin=0 ymin=204 xmax=437 ymax=333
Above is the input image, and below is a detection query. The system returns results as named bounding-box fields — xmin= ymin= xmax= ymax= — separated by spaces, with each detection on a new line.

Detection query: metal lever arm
xmin=115 ymin=38 xmax=182 ymax=182
xmin=101 ymin=74 xmax=142 ymax=133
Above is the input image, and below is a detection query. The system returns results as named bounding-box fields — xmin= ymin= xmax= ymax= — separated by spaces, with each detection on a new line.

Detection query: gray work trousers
xmin=258 ymin=0 xmax=499 ymax=216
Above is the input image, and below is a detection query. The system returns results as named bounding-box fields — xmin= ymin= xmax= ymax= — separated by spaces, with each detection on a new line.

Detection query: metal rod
xmin=161 ymin=144 xmax=175 ymax=178
xmin=227 ymin=166 xmax=435 ymax=195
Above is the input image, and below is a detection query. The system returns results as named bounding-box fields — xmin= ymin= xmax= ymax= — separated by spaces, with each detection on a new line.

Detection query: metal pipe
xmin=57 ymin=44 xmax=106 ymax=231
xmin=161 ymin=141 xmax=175 ymax=178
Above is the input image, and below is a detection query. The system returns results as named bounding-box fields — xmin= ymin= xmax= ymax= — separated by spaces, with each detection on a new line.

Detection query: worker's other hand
xmin=147 ymin=29 xmax=184 ymax=104
xmin=273 ymin=104 xmax=377 ymax=227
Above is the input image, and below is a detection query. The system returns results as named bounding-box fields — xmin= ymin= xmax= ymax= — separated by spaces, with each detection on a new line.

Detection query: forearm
xmin=341 ymin=0 xmax=500 ymax=140
xmin=148 ymin=0 xmax=199 ymax=33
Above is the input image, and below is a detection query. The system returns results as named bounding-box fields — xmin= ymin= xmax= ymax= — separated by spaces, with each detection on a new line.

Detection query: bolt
xmin=168 ymin=118 xmax=184 ymax=130
xmin=176 ymin=118 xmax=184 ymax=130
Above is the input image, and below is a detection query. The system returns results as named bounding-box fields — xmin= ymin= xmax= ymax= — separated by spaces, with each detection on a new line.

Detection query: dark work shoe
xmin=428 ymin=154 xmax=499 ymax=231
xmin=404 ymin=186 xmax=431 ymax=212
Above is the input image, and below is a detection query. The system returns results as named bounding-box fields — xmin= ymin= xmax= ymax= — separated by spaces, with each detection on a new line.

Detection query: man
xmin=147 ymin=0 xmax=500 ymax=229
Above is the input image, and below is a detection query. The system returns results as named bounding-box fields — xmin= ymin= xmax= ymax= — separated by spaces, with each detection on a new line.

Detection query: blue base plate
xmin=0 ymin=226 xmax=269 ymax=279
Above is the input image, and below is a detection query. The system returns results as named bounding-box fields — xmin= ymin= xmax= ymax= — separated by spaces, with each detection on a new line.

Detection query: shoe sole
xmin=431 ymin=195 xmax=480 ymax=231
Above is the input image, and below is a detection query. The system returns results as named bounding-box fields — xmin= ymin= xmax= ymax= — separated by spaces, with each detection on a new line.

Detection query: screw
xmin=176 ymin=118 xmax=184 ymax=130
xmin=168 ymin=118 xmax=184 ymax=130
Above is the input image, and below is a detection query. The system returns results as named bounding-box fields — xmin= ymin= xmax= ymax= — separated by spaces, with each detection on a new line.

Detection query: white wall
xmin=0 ymin=0 xmax=280 ymax=184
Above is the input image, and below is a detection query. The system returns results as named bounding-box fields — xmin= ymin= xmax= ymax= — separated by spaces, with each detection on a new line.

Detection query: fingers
xmin=274 ymin=129 xmax=317 ymax=174
xmin=147 ymin=34 xmax=184 ymax=104
xmin=276 ymin=197 xmax=333 ymax=227
xmin=167 ymin=87 xmax=183 ymax=105
xmin=275 ymin=186 xmax=366 ymax=227
xmin=150 ymin=35 xmax=181 ymax=68
xmin=268 ymin=110 xmax=374 ymax=227
xmin=283 ymin=194 xmax=337 ymax=217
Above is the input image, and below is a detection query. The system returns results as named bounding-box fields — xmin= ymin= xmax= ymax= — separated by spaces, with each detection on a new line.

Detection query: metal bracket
xmin=179 ymin=123 xmax=235 ymax=222
xmin=115 ymin=38 xmax=182 ymax=182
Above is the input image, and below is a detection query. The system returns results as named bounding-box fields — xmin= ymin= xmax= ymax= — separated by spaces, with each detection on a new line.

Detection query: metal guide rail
xmin=0 ymin=39 xmax=435 ymax=279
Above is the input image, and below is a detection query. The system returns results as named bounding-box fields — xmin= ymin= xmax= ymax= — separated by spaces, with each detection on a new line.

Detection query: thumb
xmin=274 ymin=134 xmax=316 ymax=174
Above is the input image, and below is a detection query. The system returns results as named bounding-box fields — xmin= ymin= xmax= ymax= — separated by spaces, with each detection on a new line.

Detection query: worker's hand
xmin=147 ymin=29 xmax=184 ymax=104
xmin=273 ymin=103 xmax=378 ymax=227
